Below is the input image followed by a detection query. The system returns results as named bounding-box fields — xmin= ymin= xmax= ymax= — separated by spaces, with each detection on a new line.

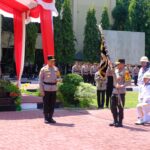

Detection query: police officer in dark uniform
xmin=109 ymin=59 xmax=131 ymax=127
xmin=39 ymin=56 xmax=61 ymax=124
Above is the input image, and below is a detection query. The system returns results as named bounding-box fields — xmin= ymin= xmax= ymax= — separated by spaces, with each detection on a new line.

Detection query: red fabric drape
xmin=43 ymin=0 xmax=53 ymax=3
xmin=0 ymin=0 xmax=29 ymax=13
xmin=40 ymin=6 xmax=54 ymax=64
xmin=0 ymin=0 xmax=56 ymax=82
xmin=13 ymin=11 xmax=23 ymax=81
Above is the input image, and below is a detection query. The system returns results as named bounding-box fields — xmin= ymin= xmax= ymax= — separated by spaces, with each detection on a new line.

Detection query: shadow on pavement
xmin=123 ymin=125 xmax=149 ymax=132
xmin=0 ymin=109 xmax=90 ymax=120
xmin=50 ymin=122 xmax=75 ymax=127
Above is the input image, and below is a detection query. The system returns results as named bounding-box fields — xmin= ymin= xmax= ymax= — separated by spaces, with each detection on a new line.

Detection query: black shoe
xmin=49 ymin=118 xmax=56 ymax=124
xmin=109 ymin=122 xmax=117 ymax=126
xmin=44 ymin=114 xmax=49 ymax=124
xmin=115 ymin=123 xmax=123 ymax=127
xmin=44 ymin=119 xmax=49 ymax=124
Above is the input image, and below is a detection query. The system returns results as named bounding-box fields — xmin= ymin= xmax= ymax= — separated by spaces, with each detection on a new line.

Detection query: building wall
xmin=103 ymin=30 xmax=145 ymax=64
xmin=71 ymin=0 xmax=116 ymax=52
xmin=2 ymin=30 xmax=145 ymax=65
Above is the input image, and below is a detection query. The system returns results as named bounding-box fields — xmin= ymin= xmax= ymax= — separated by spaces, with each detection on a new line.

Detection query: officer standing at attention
xmin=39 ymin=55 xmax=61 ymax=124
xmin=109 ymin=59 xmax=131 ymax=127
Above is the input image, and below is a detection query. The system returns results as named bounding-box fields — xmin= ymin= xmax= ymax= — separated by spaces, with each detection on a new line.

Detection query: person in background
xmin=95 ymin=69 xmax=107 ymax=109
xmin=106 ymin=61 xmax=114 ymax=108
xmin=81 ymin=63 xmax=89 ymax=83
xmin=72 ymin=61 xmax=80 ymax=74
xmin=90 ymin=63 xmax=98 ymax=85
xmin=133 ymin=65 xmax=139 ymax=86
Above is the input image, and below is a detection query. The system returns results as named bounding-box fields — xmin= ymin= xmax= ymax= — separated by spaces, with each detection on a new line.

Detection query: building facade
xmin=71 ymin=0 xmax=116 ymax=54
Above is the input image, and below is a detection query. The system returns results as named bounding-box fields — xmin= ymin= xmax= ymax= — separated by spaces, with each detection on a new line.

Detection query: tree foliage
xmin=60 ymin=0 xmax=76 ymax=65
xmin=112 ymin=4 xmax=128 ymax=30
xmin=83 ymin=8 xmax=100 ymax=62
xmin=112 ymin=0 xmax=150 ymax=57
xmin=101 ymin=7 xmax=110 ymax=29
xmin=25 ymin=23 xmax=38 ymax=64
xmin=54 ymin=0 xmax=63 ymax=64
xmin=128 ymin=0 xmax=150 ymax=57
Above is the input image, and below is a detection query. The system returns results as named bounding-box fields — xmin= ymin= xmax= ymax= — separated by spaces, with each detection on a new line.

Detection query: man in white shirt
xmin=135 ymin=72 xmax=150 ymax=125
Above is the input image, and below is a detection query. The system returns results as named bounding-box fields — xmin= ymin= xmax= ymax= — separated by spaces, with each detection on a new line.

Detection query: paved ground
xmin=0 ymin=108 xmax=150 ymax=150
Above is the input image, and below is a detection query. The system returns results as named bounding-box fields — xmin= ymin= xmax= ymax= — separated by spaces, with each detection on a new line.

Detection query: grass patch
xmin=21 ymin=87 xmax=138 ymax=109
xmin=125 ymin=91 xmax=138 ymax=108
xmin=21 ymin=89 xmax=40 ymax=97
xmin=91 ymin=91 xmax=138 ymax=109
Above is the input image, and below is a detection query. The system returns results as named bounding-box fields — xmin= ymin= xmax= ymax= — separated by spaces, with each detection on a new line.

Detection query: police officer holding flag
xmin=109 ymin=59 xmax=131 ymax=127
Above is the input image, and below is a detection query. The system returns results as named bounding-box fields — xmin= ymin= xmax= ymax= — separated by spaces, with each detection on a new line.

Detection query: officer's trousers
xmin=110 ymin=94 xmax=125 ymax=123
xmin=106 ymin=76 xmax=113 ymax=107
xmin=83 ymin=74 xmax=89 ymax=83
xmin=43 ymin=91 xmax=56 ymax=119
xmin=136 ymin=103 xmax=150 ymax=122
xmin=97 ymin=90 xmax=105 ymax=108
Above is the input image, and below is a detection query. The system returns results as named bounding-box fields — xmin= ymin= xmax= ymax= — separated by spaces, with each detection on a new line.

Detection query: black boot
xmin=48 ymin=113 xmax=56 ymax=124
xmin=49 ymin=118 xmax=56 ymax=124
xmin=115 ymin=120 xmax=123 ymax=127
xmin=44 ymin=114 xmax=49 ymax=124
xmin=109 ymin=119 xmax=118 ymax=127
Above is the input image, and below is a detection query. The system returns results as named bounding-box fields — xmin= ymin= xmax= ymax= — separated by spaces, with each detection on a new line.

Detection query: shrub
xmin=63 ymin=73 xmax=83 ymax=86
xmin=58 ymin=74 xmax=84 ymax=106
xmin=74 ymin=82 xmax=96 ymax=107
xmin=59 ymin=83 xmax=78 ymax=106
xmin=0 ymin=80 xmax=21 ymax=111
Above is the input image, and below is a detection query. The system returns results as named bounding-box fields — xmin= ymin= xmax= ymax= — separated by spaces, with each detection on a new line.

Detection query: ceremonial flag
xmin=98 ymin=24 xmax=109 ymax=79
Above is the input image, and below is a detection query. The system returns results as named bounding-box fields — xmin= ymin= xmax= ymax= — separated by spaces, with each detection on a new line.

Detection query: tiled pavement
xmin=0 ymin=108 xmax=150 ymax=150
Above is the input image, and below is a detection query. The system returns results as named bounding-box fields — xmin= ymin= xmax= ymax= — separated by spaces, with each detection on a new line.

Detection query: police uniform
xmin=81 ymin=63 xmax=89 ymax=83
xmin=90 ymin=64 xmax=97 ymax=85
xmin=110 ymin=59 xmax=131 ymax=127
xmin=95 ymin=71 xmax=107 ymax=108
xmin=39 ymin=56 xmax=60 ymax=123
xmin=133 ymin=65 xmax=139 ymax=86
xmin=72 ymin=63 xmax=81 ymax=75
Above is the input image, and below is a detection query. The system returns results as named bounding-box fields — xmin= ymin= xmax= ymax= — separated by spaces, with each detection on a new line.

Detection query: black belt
xmin=43 ymin=82 xmax=56 ymax=85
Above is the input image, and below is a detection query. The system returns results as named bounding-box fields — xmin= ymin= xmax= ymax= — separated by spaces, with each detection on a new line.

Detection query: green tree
xmin=25 ymin=23 xmax=38 ymax=64
xmin=54 ymin=0 xmax=63 ymax=65
xmin=112 ymin=4 xmax=128 ymax=30
xmin=83 ymin=8 xmax=100 ymax=62
xmin=128 ymin=0 xmax=150 ymax=57
xmin=61 ymin=0 xmax=76 ymax=68
xmin=101 ymin=7 xmax=110 ymax=29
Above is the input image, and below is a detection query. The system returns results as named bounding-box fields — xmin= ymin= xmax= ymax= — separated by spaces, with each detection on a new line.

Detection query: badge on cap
xmin=47 ymin=55 xmax=55 ymax=60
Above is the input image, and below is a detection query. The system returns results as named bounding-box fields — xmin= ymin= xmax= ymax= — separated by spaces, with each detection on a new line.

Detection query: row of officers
xmin=72 ymin=62 xmax=139 ymax=85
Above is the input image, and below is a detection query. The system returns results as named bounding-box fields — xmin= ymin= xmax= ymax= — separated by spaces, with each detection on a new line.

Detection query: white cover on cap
xmin=140 ymin=56 xmax=149 ymax=62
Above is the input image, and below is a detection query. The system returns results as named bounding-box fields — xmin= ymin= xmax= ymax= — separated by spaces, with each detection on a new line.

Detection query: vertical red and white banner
xmin=40 ymin=6 xmax=54 ymax=64
xmin=14 ymin=11 xmax=26 ymax=87
xmin=0 ymin=15 xmax=2 ymax=77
